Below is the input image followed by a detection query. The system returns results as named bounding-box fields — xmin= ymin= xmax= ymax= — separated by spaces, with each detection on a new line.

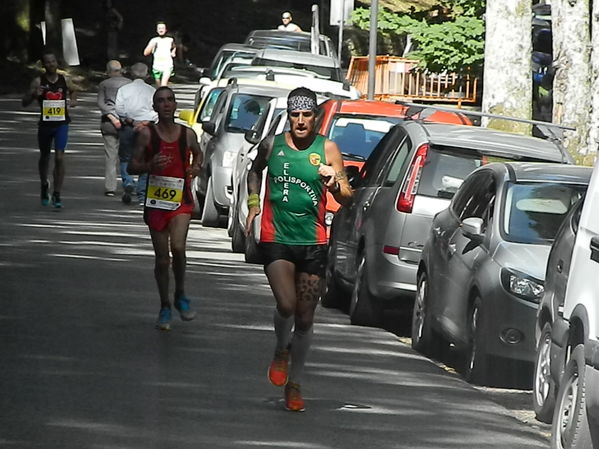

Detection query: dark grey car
xmin=324 ymin=121 xmax=573 ymax=328
xmin=413 ymin=162 xmax=590 ymax=386
xmin=532 ymin=196 xmax=584 ymax=423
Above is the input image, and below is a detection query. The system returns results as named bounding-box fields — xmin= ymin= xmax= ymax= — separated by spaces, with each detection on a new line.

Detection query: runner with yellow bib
xmin=129 ymin=86 xmax=202 ymax=331
xmin=22 ymin=49 xmax=77 ymax=208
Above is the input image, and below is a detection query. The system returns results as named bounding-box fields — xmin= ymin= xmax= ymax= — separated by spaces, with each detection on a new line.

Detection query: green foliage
xmin=352 ymin=1 xmax=485 ymax=74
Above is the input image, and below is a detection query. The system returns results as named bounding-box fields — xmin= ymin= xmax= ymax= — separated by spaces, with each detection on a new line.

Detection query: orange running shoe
xmin=284 ymin=382 xmax=305 ymax=412
xmin=268 ymin=349 xmax=289 ymax=386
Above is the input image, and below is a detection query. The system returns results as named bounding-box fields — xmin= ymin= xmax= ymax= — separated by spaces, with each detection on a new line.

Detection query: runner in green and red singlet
xmin=246 ymin=87 xmax=352 ymax=412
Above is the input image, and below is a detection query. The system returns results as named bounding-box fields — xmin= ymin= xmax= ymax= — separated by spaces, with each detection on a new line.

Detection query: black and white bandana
xmin=287 ymin=95 xmax=316 ymax=112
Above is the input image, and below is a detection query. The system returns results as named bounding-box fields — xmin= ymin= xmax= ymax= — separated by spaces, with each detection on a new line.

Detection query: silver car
xmin=325 ymin=121 xmax=573 ymax=327
xmin=198 ymin=80 xmax=292 ymax=226
xmin=414 ymin=162 xmax=590 ymax=386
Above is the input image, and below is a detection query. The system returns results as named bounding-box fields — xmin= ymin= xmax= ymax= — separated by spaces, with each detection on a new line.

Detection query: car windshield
xmin=329 ymin=116 xmax=401 ymax=160
xmin=210 ymin=50 xmax=254 ymax=79
xmin=252 ymin=57 xmax=339 ymax=81
xmin=246 ymin=36 xmax=328 ymax=55
xmin=225 ymin=94 xmax=271 ymax=133
xmin=502 ymin=182 xmax=586 ymax=244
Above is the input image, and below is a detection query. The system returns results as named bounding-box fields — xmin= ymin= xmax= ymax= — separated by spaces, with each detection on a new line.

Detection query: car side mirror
xmin=245 ymin=128 xmax=260 ymax=145
xmin=199 ymin=76 xmax=211 ymax=85
xmin=461 ymin=217 xmax=484 ymax=244
xmin=202 ymin=121 xmax=216 ymax=135
xmin=345 ymin=165 xmax=361 ymax=189
xmin=178 ymin=109 xmax=194 ymax=125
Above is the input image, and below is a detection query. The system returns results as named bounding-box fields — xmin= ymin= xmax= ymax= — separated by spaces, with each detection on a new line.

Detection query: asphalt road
xmin=0 ymin=85 xmax=551 ymax=448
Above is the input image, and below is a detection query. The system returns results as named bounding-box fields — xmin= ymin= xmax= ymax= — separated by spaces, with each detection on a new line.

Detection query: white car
xmin=549 ymin=161 xmax=599 ymax=448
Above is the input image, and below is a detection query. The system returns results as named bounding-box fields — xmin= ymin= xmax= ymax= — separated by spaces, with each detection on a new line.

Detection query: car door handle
xmin=556 ymin=259 xmax=564 ymax=273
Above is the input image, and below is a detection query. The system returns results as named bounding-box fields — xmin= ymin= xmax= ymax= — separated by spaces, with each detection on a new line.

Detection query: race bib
xmin=145 ymin=175 xmax=184 ymax=210
xmin=42 ymin=99 xmax=66 ymax=121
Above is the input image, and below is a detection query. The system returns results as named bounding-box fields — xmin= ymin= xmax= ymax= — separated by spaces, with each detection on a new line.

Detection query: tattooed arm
xmin=321 ymin=139 xmax=353 ymax=207
xmin=245 ymin=135 xmax=274 ymax=236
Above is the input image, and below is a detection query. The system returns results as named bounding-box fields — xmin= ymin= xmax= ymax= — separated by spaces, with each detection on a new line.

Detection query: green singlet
xmin=260 ymin=133 xmax=328 ymax=245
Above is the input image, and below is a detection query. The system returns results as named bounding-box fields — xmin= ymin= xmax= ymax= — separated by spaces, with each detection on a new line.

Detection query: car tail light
xmin=397 ymin=143 xmax=429 ymax=213
xmin=383 ymin=245 xmax=400 ymax=255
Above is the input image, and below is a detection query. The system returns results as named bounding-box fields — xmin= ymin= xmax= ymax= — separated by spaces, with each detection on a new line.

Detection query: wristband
xmin=247 ymin=193 xmax=260 ymax=209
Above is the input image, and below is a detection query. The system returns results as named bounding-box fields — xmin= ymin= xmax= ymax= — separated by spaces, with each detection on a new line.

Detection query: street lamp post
xmin=367 ymin=0 xmax=378 ymax=100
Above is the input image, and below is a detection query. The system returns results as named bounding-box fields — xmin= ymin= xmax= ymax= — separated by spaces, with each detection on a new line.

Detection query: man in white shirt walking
xmin=115 ymin=62 xmax=158 ymax=205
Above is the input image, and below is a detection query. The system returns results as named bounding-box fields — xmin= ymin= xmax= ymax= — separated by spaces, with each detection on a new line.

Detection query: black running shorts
xmin=260 ymin=242 xmax=327 ymax=277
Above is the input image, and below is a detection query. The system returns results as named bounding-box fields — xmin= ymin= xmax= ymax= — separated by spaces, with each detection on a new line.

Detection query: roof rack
xmin=395 ymin=101 xmax=575 ymax=164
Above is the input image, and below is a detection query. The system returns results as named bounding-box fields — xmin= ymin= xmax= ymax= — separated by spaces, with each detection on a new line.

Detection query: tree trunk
xmin=481 ymin=0 xmax=532 ymax=134
xmin=586 ymin=0 xmax=599 ymax=162
xmin=552 ymin=0 xmax=591 ymax=158
xmin=44 ymin=0 xmax=64 ymax=62
xmin=1 ymin=0 xmax=31 ymax=62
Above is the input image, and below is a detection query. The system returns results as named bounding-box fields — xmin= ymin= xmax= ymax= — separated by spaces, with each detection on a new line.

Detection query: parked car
xmin=244 ymin=29 xmax=337 ymax=59
xmin=220 ymin=66 xmax=360 ymax=99
xmin=197 ymin=79 xmax=292 ymax=226
xmin=539 ymin=160 xmax=599 ymax=448
xmin=532 ymin=196 xmax=584 ymax=423
xmin=325 ymin=121 xmax=574 ymax=328
xmin=194 ymin=43 xmax=259 ymax=107
xmin=414 ymin=162 xmax=590 ymax=386
xmin=251 ymin=48 xmax=343 ymax=82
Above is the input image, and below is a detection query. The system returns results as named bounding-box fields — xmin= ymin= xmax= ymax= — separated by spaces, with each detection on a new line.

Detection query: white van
xmin=551 ymin=161 xmax=599 ymax=448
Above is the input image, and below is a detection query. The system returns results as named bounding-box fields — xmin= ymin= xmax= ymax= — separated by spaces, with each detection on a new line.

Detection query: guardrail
xmin=347 ymin=56 xmax=479 ymax=105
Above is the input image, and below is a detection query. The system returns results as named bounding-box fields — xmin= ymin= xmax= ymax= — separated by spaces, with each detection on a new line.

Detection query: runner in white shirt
xmin=143 ymin=21 xmax=176 ymax=87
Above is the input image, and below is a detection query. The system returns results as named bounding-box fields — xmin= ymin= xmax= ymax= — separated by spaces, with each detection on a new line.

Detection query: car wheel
xmin=551 ymin=344 xmax=592 ymax=449
xmin=231 ymin=203 xmax=245 ymax=253
xmin=463 ymin=296 xmax=488 ymax=385
xmin=533 ymin=322 xmax=557 ymax=423
xmin=244 ymin=224 xmax=262 ymax=264
xmin=201 ymin=176 xmax=220 ymax=227
xmin=411 ymin=272 xmax=447 ymax=359
xmin=349 ymin=255 xmax=382 ymax=327
xmin=321 ymin=242 xmax=346 ymax=309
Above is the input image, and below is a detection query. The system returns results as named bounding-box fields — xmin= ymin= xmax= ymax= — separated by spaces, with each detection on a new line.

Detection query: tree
xmin=481 ymin=0 xmax=532 ymax=133
xmin=588 ymin=0 xmax=599 ymax=161
xmin=550 ymin=0 xmax=591 ymax=159
xmin=351 ymin=1 xmax=485 ymax=75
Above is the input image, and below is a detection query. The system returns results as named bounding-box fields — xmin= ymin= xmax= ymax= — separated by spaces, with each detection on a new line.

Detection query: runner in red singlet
xmin=129 ymin=87 xmax=202 ymax=331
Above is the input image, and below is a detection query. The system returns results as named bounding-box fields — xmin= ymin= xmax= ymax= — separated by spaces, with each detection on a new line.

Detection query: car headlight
xmin=222 ymin=150 xmax=236 ymax=168
xmin=500 ymin=268 xmax=544 ymax=303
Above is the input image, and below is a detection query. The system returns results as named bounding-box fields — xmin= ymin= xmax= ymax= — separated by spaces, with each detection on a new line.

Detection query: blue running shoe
xmin=156 ymin=307 xmax=172 ymax=331
xmin=51 ymin=192 xmax=62 ymax=208
xmin=174 ymin=295 xmax=196 ymax=321
xmin=41 ymin=183 xmax=50 ymax=206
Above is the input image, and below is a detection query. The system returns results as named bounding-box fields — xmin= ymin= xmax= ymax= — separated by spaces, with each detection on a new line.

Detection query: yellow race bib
xmin=42 ymin=99 xmax=66 ymax=122
xmin=145 ymin=175 xmax=184 ymax=210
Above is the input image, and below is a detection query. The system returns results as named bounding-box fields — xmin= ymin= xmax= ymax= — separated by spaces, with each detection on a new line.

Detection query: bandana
xmin=287 ymin=95 xmax=316 ymax=112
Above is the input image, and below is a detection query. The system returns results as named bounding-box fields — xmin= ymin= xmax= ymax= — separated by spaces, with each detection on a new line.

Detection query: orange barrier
xmin=347 ymin=56 xmax=479 ymax=105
